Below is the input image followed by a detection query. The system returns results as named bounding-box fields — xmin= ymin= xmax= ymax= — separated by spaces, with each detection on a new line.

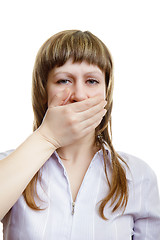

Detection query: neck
xmin=57 ymin=131 xmax=99 ymax=164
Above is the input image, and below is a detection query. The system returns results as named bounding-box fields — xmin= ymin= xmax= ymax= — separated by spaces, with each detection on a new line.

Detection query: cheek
xmin=87 ymin=87 xmax=106 ymax=99
xmin=47 ymin=86 xmax=59 ymax=105
xmin=47 ymin=84 xmax=69 ymax=106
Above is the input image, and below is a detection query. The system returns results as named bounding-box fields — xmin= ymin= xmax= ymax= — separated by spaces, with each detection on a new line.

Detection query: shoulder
xmin=117 ymin=151 xmax=157 ymax=184
xmin=0 ymin=149 xmax=15 ymax=160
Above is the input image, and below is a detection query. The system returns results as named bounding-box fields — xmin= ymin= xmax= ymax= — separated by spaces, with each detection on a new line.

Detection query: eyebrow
xmin=52 ymin=71 xmax=104 ymax=78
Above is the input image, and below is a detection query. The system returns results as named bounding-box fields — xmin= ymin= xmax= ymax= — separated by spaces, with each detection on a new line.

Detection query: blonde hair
xmin=23 ymin=30 xmax=129 ymax=220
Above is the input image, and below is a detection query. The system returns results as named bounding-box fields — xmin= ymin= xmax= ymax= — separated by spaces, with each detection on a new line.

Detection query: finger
xmin=80 ymin=108 xmax=107 ymax=131
xmin=76 ymin=100 xmax=107 ymax=122
xmin=61 ymin=90 xmax=71 ymax=105
xmin=49 ymin=88 xmax=71 ymax=108
xmin=70 ymin=95 xmax=106 ymax=112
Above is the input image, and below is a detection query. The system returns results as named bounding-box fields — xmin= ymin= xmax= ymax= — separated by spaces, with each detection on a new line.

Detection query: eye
xmin=86 ymin=79 xmax=99 ymax=85
xmin=56 ymin=79 xmax=71 ymax=84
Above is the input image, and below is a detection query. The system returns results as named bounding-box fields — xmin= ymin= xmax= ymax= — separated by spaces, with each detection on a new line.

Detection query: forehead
xmin=52 ymin=58 xmax=105 ymax=77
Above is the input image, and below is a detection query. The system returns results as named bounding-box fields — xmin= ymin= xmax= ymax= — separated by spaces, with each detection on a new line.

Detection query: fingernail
xmin=103 ymin=109 xmax=107 ymax=115
xmin=103 ymin=100 xmax=107 ymax=107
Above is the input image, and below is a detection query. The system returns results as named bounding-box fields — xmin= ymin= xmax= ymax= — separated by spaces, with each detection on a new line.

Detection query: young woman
xmin=0 ymin=30 xmax=160 ymax=239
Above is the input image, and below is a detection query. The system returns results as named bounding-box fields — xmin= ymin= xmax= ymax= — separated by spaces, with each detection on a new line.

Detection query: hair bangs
xmin=45 ymin=30 xmax=111 ymax=72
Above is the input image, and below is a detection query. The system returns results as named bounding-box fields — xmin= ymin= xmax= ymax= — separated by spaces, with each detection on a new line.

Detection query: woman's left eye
xmin=87 ymin=79 xmax=99 ymax=85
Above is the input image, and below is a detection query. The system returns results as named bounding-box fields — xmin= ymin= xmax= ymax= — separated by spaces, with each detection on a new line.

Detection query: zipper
xmin=72 ymin=202 xmax=75 ymax=215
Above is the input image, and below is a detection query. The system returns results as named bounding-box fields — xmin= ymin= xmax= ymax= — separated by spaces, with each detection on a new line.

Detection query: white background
xmin=0 ymin=0 xmax=160 ymax=238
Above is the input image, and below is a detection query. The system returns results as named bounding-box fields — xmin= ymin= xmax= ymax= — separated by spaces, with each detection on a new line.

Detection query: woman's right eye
xmin=56 ymin=79 xmax=71 ymax=84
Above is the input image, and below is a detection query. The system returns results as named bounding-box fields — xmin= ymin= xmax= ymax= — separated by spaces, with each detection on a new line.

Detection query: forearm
xmin=0 ymin=130 xmax=56 ymax=220
xmin=0 ymin=94 xmax=106 ymax=220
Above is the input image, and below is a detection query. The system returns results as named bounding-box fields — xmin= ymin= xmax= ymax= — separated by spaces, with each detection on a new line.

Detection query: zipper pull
xmin=72 ymin=202 xmax=75 ymax=215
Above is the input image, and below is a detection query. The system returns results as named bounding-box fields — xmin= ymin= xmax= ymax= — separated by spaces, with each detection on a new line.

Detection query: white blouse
xmin=1 ymin=146 xmax=160 ymax=240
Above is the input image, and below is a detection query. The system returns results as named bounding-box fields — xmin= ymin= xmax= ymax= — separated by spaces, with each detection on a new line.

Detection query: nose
xmin=70 ymin=82 xmax=87 ymax=102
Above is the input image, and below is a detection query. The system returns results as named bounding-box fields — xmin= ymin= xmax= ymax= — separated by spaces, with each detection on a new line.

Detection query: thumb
xmin=49 ymin=88 xmax=71 ymax=107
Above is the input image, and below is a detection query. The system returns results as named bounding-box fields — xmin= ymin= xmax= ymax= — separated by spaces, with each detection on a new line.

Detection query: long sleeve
xmin=133 ymin=168 xmax=160 ymax=240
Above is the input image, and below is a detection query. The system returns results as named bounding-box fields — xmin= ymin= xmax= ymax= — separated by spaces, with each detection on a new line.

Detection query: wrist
xmin=35 ymin=127 xmax=59 ymax=150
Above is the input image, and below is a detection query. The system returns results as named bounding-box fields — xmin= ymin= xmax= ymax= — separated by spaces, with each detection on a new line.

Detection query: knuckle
xmin=85 ymin=101 xmax=91 ymax=107
xmin=67 ymin=115 xmax=77 ymax=125
xmin=63 ymin=107 xmax=71 ymax=115
xmin=71 ymin=125 xmax=78 ymax=134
